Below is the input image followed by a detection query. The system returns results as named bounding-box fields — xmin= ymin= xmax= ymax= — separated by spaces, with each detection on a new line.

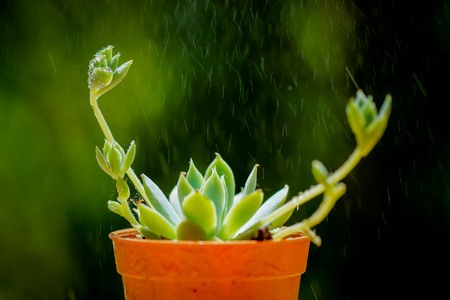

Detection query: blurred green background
xmin=1 ymin=0 xmax=449 ymax=299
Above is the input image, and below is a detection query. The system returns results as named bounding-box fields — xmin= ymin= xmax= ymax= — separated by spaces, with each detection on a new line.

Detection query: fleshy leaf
xmin=217 ymin=190 xmax=263 ymax=240
xmin=204 ymin=154 xmax=235 ymax=212
xmin=107 ymin=200 xmax=123 ymax=216
xmin=233 ymin=190 xmax=243 ymax=206
xmin=234 ymin=185 xmax=289 ymax=238
xmin=201 ymin=168 xmax=226 ymax=224
xmin=182 ymin=191 xmax=217 ymax=239
xmin=107 ymin=143 xmax=124 ymax=175
xmin=94 ymin=60 xmax=133 ymax=97
xmin=115 ymin=177 xmax=130 ymax=200
xmin=98 ymin=45 xmax=113 ymax=61
xmin=359 ymin=94 xmax=392 ymax=156
xmin=346 ymin=90 xmax=392 ymax=157
xmin=177 ymin=173 xmax=194 ymax=206
xmin=176 ymin=220 xmax=207 ymax=241
xmin=311 ymin=160 xmax=329 ymax=185
xmin=169 ymin=186 xmax=183 ymax=218
xmin=109 ymin=53 xmax=120 ymax=70
xmin=120 ymin=141 xmax=136 ymax=176
xmin=103 ymin=139 xmax=112 ymax=154
xmin=186 ymin=159 xmax=203 ymax=189
xmin=243 ymin=164 xmax=258 ymax=197
xmin=139 ymin=226 xmax=161 ymax=240
xmin=138 ymin=203 xmax=177 ymax=240
xmin=88 ymin=67 xmax=113 ymax=89
xmin=142 ymin=174 xmax=181 ymax=225
xmin=95 ymin=146 xmax=116 ymax=178
xmin=269 ymin=204 xmax=295 ymax=229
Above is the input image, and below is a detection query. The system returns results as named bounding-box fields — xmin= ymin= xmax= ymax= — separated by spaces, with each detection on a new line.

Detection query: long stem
xmin=90 ymin=91 xmax=155 ymax=210
xmin=328 ymin=147 xmax=363 ymax=183
xmin=90 ymin=91 xmax=114 ymax=143
xmin=262 ymin=147 xmax=363 ymax=227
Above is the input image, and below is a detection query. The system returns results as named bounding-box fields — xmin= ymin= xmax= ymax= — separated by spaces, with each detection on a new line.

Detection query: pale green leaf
xmin=120 ymin=141 xmax=136 ymax=176
xmin=95 ymin=146 xmax=116 ymax=178
xmin=234 ymin=185 xmax=289 ymax=238
xmin=217 ymin=190 xmax=263 ymax=240
xmin=204 ymin=154 xmax=235 ymax=212
xmin=107 ymin=200 xmax=123 ymax=216
xmin=138 ymin=203 xmax=177 ymax=240
xmin=201 ymin=168 xmax=226 ymax=224
xmin=177 ymin=173 xmax=194 ymax=206
xmin=142 ymin=174 xmax=181 ymax=225
xmin=243 ymin=164 xmax=258 ymax=197
xmin=186 ymin=159 xmax=203 ymax=189
xmin=169 ymin=186 xmax=183 ymax=219
xmin=176 ymin=220 xmax=207 ymax=241
xmin=182 ymin=191 xmax=217 ymax=238
xmin=311 ymin=160 xmax=329 ymax=185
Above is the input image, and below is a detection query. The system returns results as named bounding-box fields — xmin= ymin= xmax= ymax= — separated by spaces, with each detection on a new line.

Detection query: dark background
xmin=1 ymin=0 xmax=448 ymax=299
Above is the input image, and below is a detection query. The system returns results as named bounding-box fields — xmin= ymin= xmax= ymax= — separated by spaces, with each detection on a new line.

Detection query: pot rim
xmin=109 ymin=228 xmax=309 ymax=246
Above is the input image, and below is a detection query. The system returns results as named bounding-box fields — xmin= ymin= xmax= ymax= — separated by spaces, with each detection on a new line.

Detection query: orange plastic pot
xmin=110 ymin=228 xmax=310 ymax=300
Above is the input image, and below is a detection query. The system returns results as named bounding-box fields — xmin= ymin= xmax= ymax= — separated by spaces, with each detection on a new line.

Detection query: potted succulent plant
xmin=88 ymin=46 xmax=392 ymax=300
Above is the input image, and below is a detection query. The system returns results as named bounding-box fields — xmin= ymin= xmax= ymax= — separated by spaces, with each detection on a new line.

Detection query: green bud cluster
xmin=95 ymin=140 xmax=136 ymax=180
xmin=88 ymin=45 xmax=133 ymax=98
xmin=346 ymin=90 xmax=392 ymax=156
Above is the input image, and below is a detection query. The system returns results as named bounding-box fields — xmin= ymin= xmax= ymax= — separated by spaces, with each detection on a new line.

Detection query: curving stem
xmin=90 ymin=91 xmax=155 ymax=210
xmin=261 ymin=147 xmax=363 ymax=231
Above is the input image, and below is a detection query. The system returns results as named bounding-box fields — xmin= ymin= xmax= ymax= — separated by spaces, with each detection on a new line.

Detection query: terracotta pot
xmin=109 ymin=228 xmax=310 ymax=300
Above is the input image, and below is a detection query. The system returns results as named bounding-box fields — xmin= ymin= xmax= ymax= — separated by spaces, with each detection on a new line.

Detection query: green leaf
xmin=233 ymin=190 xmax=243 ymax=206
xmin=363 ymin=100 xmax=377 ymax=125
xmin=177 ymin=173 xmax=194 ymax=206
xmin=88 ymin=67 xmax=113 ymax=89
xmin=120 ymin=141 xmax=136 ymax=176
xmin=138 ymin=203 xmax=177 ymax=240
xmin=234 ymin=185 xmax=289 ymax=238
xmin=346 ymin=97 xmax=365 ymax=139
xmin=176 ymin=220 xmax=207 ymax=241
xmin=139 ymin=226 xmax=161 ymax=240
xmin=204 ymin=154 xmax=235 ymax=212
xmin=201 ymin=168 xmax=226 ymax=224
xmin=186 ymin=159 xmax=203 ymax=189
xmin=103 ymin=139 xmax=112 ymax=154
xmin=269 ymin=204 xmax=295 ymax=229
xmin=98 ymin=45 xmax=113 ymax=61
xmin=217 ymin=190 xmax=263 ymax=240
xmin=115 ymin=177 xmax=130 ymax=200
xmin=243 ymin=164 xmax=258 ymax=197
xmin=106 ymin=143 xmax=124 ymax=175
xmin=95 ymin=146 xmax=116 ymax=178
xmin=141 ymin=174 xmax=181 ymax=225
xmin=359 ymin=94 xmax=392 ymax=156
xmin=107 ymin=200 xmax=123 ymax=216
xmin=182 ymin=191 xmax=217 ymax=239
xmin=95 ymin=60 xmax=133 ymax=97
xmin=109 ymin=53 xmax=120 ymax=70
xmin=169 ymin=186 xmax=184 ymax=219
xmin=311 ymin=160 xmax=329 ymax=185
